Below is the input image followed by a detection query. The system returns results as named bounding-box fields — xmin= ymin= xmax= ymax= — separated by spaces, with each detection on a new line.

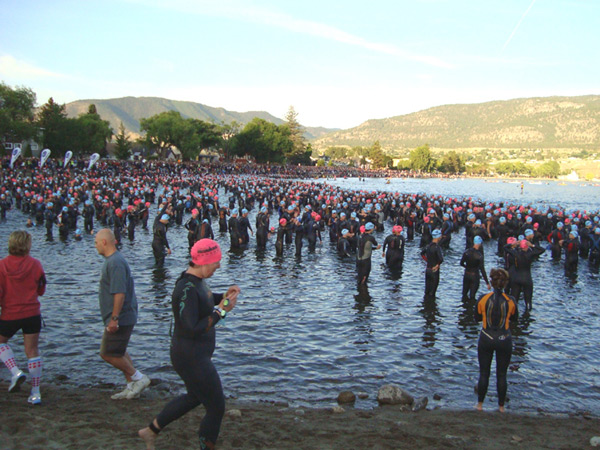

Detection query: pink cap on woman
xmin=191 ymin=239 xmax=222 ymax=265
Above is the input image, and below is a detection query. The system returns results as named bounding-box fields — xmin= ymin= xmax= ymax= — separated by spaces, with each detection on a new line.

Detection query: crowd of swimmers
xmin=2 ymin=158 xmax=600 ymax=309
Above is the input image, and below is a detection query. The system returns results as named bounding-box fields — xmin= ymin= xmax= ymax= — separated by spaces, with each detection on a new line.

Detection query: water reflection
xmin=420 ymin=295 xmax=440 ymax=348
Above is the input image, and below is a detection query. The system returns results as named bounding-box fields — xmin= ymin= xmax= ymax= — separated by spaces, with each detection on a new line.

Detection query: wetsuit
xmin=589 ymin=234 xmax=600 ymax=266
xmin=504 ymin=244 xmax=545 ymax=310
xmin=562 ymin=237 xmax=579 ymax=273
xmin=84 ymin=204 xmax=95 ymax=233
xmin=239 ymin=216 xmax=252 ymax=246
xmin=440 ymin=219 xmax=453 ymax=249
xmin=152 ymin=222 xmax=170 ymax=265
xmin=275 ymin=226 xmax=286 ymax=256
xmin=547 ymin=229 xmax=564 ymax=260
xmin=305 ymin=219 xmax=322 ymax=252
xmin=460 ymin=247 xmax=489 ymax=301
xmin=356 ymin=233 xmax=378 ymax=284
xmin=293 ymin=219 xmax=304 ymax=257
xmin=475 ymin=290 xmax=517 ymax=407
xmin=382 ymin=234 xmax=405 ymax=269
xmin=185 ymin=217 xmax=201 ymax=250
xmin=255 ymin=213 xmax=270 ymax=249
xmin=420 ymin=241 xmax=443 ymax=297
xmin=155 ymin=272 xmax=226 ymax=449
xmin=228 ymin=216 xmax=242 ymax=249
xmin=337 ymin=237 xmax=352 ymax=258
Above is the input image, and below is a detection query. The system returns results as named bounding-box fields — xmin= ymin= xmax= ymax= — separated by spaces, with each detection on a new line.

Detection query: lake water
xmin=1 ymin=176 xmax=599 ymax=415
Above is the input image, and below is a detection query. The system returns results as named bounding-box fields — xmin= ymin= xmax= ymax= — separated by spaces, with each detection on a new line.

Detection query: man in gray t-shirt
xmin=95 ymin=228 xmax=150 ymax=400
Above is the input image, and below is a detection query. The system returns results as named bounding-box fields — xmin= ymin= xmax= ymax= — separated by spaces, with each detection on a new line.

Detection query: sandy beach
xmin=1 ymin=380 xmax=599 ymax=450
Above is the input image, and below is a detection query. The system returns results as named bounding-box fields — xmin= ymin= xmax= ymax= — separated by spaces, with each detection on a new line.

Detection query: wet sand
xmin=1 ymin=382 xmax=598 ymax=449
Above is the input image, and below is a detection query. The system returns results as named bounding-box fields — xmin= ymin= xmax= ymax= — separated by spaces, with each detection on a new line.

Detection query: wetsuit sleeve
xmin=436 ymin=246 xmax=444 ymax=265
xmin=530 ymin=245 xmax=545 ymax=257
xmin=178 ymin=288 xmax=221 ymax=337
xmin=460 ymin=251 xmax=467 ymax=268
xmin=479 ymin=257 xmax=489 ymax=285
xmin=382 ymin=236 xmax=390 ymax=253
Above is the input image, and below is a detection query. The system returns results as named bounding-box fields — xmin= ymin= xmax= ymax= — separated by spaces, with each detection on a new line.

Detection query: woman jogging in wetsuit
xmin=474 ymin=268 xmax=517 ymax=413
xmin=139 ymin=239 xmax=240 ymax=450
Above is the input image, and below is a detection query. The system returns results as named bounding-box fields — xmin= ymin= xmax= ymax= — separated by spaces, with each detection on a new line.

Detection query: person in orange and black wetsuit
xmin=474 ymin=268 xmax=518 ymax=413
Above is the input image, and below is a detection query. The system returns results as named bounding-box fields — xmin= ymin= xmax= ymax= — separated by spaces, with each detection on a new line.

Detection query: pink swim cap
xmin=393 ymin=225 xmax=403 ymax=233
xmin=279 ymin=218 xmax=287 ymax=226
xmin=191 ymin=208 xmax=199 ymax=216
xmin=191 ymin=239 xmax=222 ymax=266
xmin=507 ymin=237 xmax=517 ymax=245
xmin=519 ymin=239 xmax=529 ymax=250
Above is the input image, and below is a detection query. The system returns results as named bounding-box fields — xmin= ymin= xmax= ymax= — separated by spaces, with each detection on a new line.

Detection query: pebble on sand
xmin=225 ymin=409 xmax=242 ymax=419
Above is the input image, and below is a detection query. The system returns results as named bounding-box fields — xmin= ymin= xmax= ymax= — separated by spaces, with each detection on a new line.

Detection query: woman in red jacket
xmin=0 ymin=231 xmax=46 ymax=404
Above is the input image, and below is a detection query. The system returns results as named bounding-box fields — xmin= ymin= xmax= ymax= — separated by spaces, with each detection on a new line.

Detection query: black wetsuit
xmin=228 ymin=216 xmax=242 ymax=249
xmin=504 ymin=244 xmax=545 ymax=310
xmin=152 ymin=222 xmax=170 ymax=265
xmin=155 ymin=272 xmax=226 ymax=448
xmin=420 ymin=241 xmax=443 ymax=297
xmin=185 ymin=217 xmax=201 ymax=250
xmin=475 ymin=290 xmax=518 ymax=407
xmin=460 ymin=247 xmax=489 ymax=301
xmin=382 ymin=234 xmax=405 ymax=269
xmin=239 ymin=216 xmax=252 ymax=245
xmin=562 ymin=237 xmax=579 ymax=273
xmin=356 ymin=233 xmax=378 ymax=284
xmin=255 ymin=213 xmax=270 ymax=249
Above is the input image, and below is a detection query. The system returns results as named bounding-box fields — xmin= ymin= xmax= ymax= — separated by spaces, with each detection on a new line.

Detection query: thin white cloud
xmin=127 ymin=0 xmax=453 ymax=68
xmin=0 ymin=55 xmax=67 ymax=80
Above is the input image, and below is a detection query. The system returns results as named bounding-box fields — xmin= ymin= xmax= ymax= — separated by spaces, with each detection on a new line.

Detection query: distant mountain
xmin=312 ymin=95 xmax=600 ymax=152
xmin=65 ymin=96 xmax=337 ymax=140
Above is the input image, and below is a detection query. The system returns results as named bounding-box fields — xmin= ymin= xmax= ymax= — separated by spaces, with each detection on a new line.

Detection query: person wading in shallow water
xmin=474 ymin=268 xmax=518 ymax=413
xmin=138 ymin=239 xmax=240 ymax=450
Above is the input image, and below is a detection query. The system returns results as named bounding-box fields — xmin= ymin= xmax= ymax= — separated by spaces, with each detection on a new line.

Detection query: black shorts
xmin=100 ymin=325 xmax=134 ymax=357
xmin=0 ymin=315 xmax=42 ymax=338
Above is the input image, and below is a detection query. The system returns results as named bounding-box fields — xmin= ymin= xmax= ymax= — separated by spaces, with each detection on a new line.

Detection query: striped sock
xmin=0 ymin=344 xmax=20 ymax=376
xmin=28 ymin=357 xmax=42 ymax=395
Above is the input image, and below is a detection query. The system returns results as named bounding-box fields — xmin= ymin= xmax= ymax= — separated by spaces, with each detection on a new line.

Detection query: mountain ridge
xmin=65 ymin=96 xmax=337 ymax=140
xmin=312 ymin=95 xmax=600 ymax=152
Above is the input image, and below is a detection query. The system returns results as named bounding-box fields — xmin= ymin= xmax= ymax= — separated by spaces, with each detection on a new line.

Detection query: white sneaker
xmin=126 ymin=375 xmax=150 ymax=399
xmin=9 ymin=371 xmax=26 ymax=392
xmin=28 ymin=393 xmax=42 ymax=405
xmin=111 ymin=384 xmax=133 ymax=400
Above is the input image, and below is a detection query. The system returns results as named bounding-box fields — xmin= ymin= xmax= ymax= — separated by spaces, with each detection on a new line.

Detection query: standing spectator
xmin=94 ymin=228 xmax=150 ymax=400
xmin=0 ymin=231 xmax=46 ymax=404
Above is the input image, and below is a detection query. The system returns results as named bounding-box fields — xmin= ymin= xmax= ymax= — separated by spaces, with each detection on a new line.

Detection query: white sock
xmin=131 ymin=370 xmax=143 ymax=381
xmin=0 ymin=344 xmax=21 ymax=376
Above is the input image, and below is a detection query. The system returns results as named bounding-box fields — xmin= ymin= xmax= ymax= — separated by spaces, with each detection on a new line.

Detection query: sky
xmin=1 ymin=0 xmax=599 ymax=129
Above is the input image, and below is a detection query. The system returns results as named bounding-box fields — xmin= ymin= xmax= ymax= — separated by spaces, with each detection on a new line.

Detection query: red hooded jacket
xmin=0 ymin=255 xmax=46 ymax=321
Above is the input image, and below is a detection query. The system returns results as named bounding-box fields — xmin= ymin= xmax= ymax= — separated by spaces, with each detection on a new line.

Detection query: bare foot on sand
xmin=138 ymin=427 xmax=157 ymax=450
xmin=475 ymin=402 xmax=483 ymax=411
xmin=499 ymin=406 xmax=506 ymax=413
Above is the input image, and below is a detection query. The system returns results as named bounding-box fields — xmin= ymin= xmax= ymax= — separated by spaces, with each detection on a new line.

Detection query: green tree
xmin=178 ymin=119 xmax=221 ymax=160
xmin=37 ymin=97 xmax=70 ymax=155
xmin=535 ymin=160 xmax=560 ymax=178
xmin=231 ymin=118 xmax=293 ymax=163
xmin=369 ymin=140 xmax=390 ymax=168
xmin=140 ymin=110 xmax=186 ymax=158
xmin=114 ymin=121 xmax=132 ymax=160
xmin=0 ymin=82 xmax=37 ymax=149
xmin=409 ymin=144 xmax=435 ymax=172
xmin=283 ymin=106 xmax=307 ymax=164
xmin=439 ymin=151 xmax=465 ymax=174
xmin=218 ymin=120 xmax=241 ymax=160
xmin=76 ymin=104 xmax=113 ymax=157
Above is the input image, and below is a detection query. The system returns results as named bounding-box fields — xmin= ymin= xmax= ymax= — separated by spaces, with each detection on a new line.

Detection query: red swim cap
xmin=191 ymin=239 xmax=222 ymax=266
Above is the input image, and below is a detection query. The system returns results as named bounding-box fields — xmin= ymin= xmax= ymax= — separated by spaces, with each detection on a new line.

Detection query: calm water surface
xmin=1 ymin=177 xmax=599 ymax=415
